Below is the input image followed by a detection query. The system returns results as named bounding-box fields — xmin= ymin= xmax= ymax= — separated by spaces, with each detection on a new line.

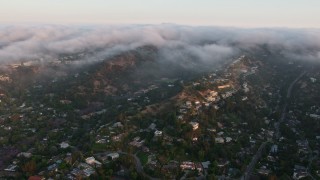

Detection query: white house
xmin=17 ymin=152 xmax=32 ymax=158
xmin=113 ymin=122 xmax=123 ymax=128
xmin=85 ymin=157 xmax=102 ymax=166
xmin=186 ymin=101 xmax=192 ymax=108
xmin=310 ymin=77 xmax=317 ymax=83
xmin=215 ymin=137 xmax=225 ymax=144
xmin=60 ymin=142 xmax=70 ymax=149
xmin=4 ymin=165 xmax=18 ymax=172
xmin=107 ymin=153 xmax=120 ymax=160
xmin=225 ymin=137 xmax=232 ymax=143
xmin=154 ymin=130 xmax=163 ymax=137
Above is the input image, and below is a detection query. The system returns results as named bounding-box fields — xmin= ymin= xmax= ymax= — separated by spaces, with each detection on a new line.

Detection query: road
xmin=118 ymin=151 xmax=160 ymax=180
xmin=286 ymin=71 xmax=306 ymax=99
xmin=275 ymin=71 xmax=306 ymax=139
xmin=243 ymin=142 xmax=268 ymax=180
xmin=242 ymin=71 xmax=306 ymax=180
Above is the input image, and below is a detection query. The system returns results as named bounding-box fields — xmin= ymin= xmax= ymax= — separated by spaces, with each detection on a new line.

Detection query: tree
xmin=22 ymin=160 xmax=36 ymax=175
xmin=198 ymin=150 xmax=205 ymax=161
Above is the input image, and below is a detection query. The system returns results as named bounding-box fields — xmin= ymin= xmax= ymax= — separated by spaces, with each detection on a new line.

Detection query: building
xmin=186 ymin=101 xmax=192 ymax=108
xmin=4 ymin=164 xmax=18 ymax=172
xmin=60 ymin=142 xmax=70 ymax=149
xmin=189 ymin=122 xmax=199 ymax=130
xmin=218 ymin=84 xmax=231 ymax=89
xmin=107 ymin=153 xmax=120 ymax=160
xmin=17 ymin=152 xmax=32 ymax=158
xmin=154 ymin=130 xmax=163 ymax=137
xmin=225 ymin=137 xmax=232 ymax=143
xmin=270 ymin=144 xmax=278 ymax=153
xmin=215 ymin=137 xmax=225 ymax=144
xmin=85 ymin=157 xmax=102 ymax=166
xmin=310 ymin=77 xmax=317 ymax=83
xmin=180 ymin=161 xmax=195 ymax=170
xmin=217 ymin=159 xmax=229 ymax=168
xmin=112 ymin=122 xmax=123 ymax=128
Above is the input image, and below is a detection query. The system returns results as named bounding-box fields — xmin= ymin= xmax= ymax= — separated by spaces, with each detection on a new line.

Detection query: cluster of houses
xmin=180 ymin=161 xmax=203 ymax=172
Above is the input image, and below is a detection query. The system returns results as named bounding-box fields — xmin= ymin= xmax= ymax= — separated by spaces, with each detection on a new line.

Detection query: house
xmin=195 ymin=163 xmax=203 ymax=172
xmin=107 ymin=153 xmax=119 ymax=160
xmin=310 ymin=77 xmax=317 ymax=83
xmin=217 ymin=131 xmax=224 ymax=136
xmin=47 ymin=163 xmax=58 ymax=172
xmin=215 ymin=137 xmax=225 ymax=144
xmin=186 ymin=101 xmax=192 ymax=108
xmin=258 ymin=167 xmax=271 ymax=176
xmin=293 ymin=171 xmax=308 ymax=179
xmin=78 ymin=163 xmax=96 ymax=177
xmin=148 ymin=123 xmax=156 ymax=130
xmin=180 ymin=161 xmax=195 ymax=170
xmin=85 ymin=157 xmax=102 ymax=167
xmin=201 ymin=161 xmax=211 ymax=170
xmin=225 ymin=137 xmax=232 ymax=143
xmin=218 ymin=84 xmax=230 ymax=89
xmin=130 ymin=137 xmax=145 ymax=147
xmin=112 ymin=122 xmax=123 ymax=128
xmin=60 ymin=142 xmax=70 ymax=149
xmin=96 ymin=139 xmax=107 ymax=144
xmin=293 ymin=165 xmax=308 ymax=180
xmin=217 ymin=122 xmax=224 ymax=129
xmin=4 ymin=164 xmax=18 ymax=172
xmin=310 ymin=114 xmax=320 ymax=119
xmin=154 ymin=130 xmax=163 ymax=137
xmin=243 ymin=83 xmax=250 ymax=93
xmin=17 ymin=152 xmax=32 ymax=158
xmin=206 ymin=91 xmax=218 ymax=102
xmin=112 ymin=134 xmax=124 ymax=142
xmin=60 ymin=100 xmax=72 ymax=105
xmin=64 ymin=155 xmax=73 ymax=165
xmin=134 ymin=137 xmax=141 ymax=141
xmin=267 ymin=155 xmax=276 ymax=162
xmin=193 ymin=82 xmax=200 ymax=86
xmin=142 ymin=146 xmax=150 ymax=152
xmin=209 ymin=90 xmax=218 ymax=96
xmin=270 ymin=144 xmax=278 ymax=153
xmin=217 ymin=159 xmax=229 ymax=168
xmin=189 ymin=122 xmax=199 ymax=130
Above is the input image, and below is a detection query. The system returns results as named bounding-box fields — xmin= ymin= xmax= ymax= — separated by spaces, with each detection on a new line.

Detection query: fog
xmin=0 ymin=24 xmax=319 ymax=65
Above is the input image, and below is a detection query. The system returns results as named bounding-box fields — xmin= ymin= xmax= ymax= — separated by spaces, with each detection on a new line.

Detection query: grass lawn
xmin=92 ymin=143 xmax=108 ymax=152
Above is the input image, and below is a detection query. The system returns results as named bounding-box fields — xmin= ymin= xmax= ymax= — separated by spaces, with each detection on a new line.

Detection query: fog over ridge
xmin=0 ymin=24 xmax=320 ymax=65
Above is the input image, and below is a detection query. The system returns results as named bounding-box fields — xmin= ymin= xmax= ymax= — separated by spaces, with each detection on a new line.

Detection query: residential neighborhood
xmin=0 ymin=50 xmax=319 ymax=179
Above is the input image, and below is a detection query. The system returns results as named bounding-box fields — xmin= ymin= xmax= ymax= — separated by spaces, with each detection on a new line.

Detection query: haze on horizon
xmin=1 ymin=0 xmax=320 ymax=66
xmin=1 ymin=0 xmax=320 ymax=28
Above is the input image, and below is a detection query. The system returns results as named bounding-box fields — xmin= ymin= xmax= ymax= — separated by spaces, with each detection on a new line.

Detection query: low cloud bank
xmin=0 ymin=24 xmax=319 ymax=65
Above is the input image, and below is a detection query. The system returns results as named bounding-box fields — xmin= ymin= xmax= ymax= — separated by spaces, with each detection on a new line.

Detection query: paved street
xmin=242 ymin=71 xmax=306 ymax=180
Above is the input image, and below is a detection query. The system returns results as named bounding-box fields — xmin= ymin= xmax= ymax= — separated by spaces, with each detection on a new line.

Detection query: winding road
xmin=242 ymin=71 xmax=306 ymax=180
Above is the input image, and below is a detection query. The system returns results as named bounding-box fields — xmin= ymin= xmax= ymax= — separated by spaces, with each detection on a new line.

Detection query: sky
xmin=0 ymin=0 xmax=319 ymax=28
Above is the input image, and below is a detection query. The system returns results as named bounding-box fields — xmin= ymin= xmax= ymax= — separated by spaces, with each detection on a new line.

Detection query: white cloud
xmin=0 ymin=24 xmax=319 ymax=64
